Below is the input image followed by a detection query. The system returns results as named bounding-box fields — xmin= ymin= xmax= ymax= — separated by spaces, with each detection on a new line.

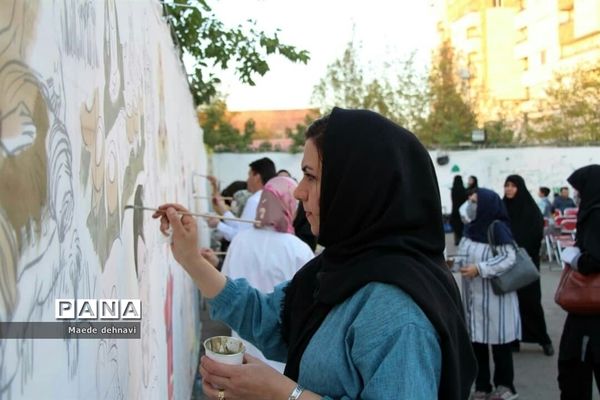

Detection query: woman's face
xmin=504 ymin=181 xmax=518 ymax=199
xmin=294 ymin=139 xmax=322 ymax=236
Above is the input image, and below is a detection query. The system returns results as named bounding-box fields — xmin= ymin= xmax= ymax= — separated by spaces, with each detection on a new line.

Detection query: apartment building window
xmin=468 ymin=52 xmax=478 ymax=66
xmin=519 ymin=0 xmax=526 ymax=10
xmin=517 ymin=27 xmax=528 ymax=43
xmin=520 ymin=57 xmax=529 ymax=71
xmin=493 ymin=0 xmax=503 ymax=6
xmin=467 ymin=26 xmax=479 ymax=38
xmin=540 ymin=50 xmax=546 ymax=65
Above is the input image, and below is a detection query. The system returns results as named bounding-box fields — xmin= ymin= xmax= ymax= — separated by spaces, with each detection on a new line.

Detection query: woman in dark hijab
xmin=558 ymin=164 xmax=600 ymax=400
xmin=467 ymin=175 xmax=479 ymax=192
xmin=450 ymin=175 xmax=467 ymax=245
xmin=503 ymin=175 xmax=553 ymax=355
xmin=154 ymin=108 xmax=477 ymax=399
xmin=454 ymin=188 xmax=520 ymax=400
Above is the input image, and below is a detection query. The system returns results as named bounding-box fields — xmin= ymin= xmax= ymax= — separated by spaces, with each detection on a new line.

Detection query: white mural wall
xmin=0 ymin=1 xmax=206 ymax=399
xmin=212 ymin=147 xmax=600 ymax=213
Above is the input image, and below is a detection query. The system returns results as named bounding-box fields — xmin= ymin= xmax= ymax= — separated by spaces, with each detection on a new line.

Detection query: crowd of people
xmin=153 ymin=108 xmax=599 ymax=400
xmin=449 ymin=169 xmax=599 ymax=400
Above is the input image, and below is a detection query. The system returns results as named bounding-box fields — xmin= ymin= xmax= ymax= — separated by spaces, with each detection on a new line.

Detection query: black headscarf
xmin=464 ymin=188 xmax=513 ymax=245
xmin=567 ymin=165 xmax=600 ymax=261
xmin=467 ymin=175 xmax=478 ymax=191
xmin=281 ymin=108 xmax=476 ymax=400
xmin=451 ymin=176 xmax=467 ymax=213
xmin=502 ymin=175 xmax=544 ymax=259
xmin=292 ymin=202 xmax=317 ymax=251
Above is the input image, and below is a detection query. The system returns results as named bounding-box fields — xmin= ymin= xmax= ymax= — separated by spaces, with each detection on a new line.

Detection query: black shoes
xmin=542 ymin=343 xmax=555 ymax=356
xmin=511 ymin=341 xmax=554 ymax=355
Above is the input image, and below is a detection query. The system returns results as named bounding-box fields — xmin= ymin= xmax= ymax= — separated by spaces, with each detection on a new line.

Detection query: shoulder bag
xmin=487 ymin=220 xmax=540 ymax=295
xmin=554 ymin=264 xmax=600 ymax=314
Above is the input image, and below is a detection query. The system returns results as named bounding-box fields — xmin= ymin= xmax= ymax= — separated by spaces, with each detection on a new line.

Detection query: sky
xmin=208 ymin=0 xmax=439 ymax=111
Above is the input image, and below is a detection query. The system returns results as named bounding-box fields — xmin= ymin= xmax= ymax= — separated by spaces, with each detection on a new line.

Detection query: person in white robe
xmin=221 ymin=176 xmax=315 ymax=372
xmin=453 ymin=188 xmax=520 ymax=400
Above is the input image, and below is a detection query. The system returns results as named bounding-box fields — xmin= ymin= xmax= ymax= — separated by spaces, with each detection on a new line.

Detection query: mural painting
xmin=0 ymin=0 xmax=205 ymax=398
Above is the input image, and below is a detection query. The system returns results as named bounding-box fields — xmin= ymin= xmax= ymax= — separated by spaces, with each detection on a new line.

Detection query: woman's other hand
xmin=152 ymin=203 xmax=199 ymax=267
xmin=460 ymin=264 xmax=479 ymax=278
xmin=212 ymin=195 xmax=228 ymax=215
xmin=208 ymin=175 xmax=219 ymax=193
xmin=199 ymin=354 xmax=297 ymax=400
xmin=200 ymin=248 xmax=220 ymax=268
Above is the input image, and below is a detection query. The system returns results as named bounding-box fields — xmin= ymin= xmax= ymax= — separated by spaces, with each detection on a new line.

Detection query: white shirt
xmin=216 ymin=190 xmax=262 ymax=242
xmin=454 ymin=237 xmax=520 ymax=344
xmin=222 ymin=227 xmax=315 ymax=370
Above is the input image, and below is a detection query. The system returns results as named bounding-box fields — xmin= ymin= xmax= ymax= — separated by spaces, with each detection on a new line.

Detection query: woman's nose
xmin=293 ymin=186 xmax=306 ymax=201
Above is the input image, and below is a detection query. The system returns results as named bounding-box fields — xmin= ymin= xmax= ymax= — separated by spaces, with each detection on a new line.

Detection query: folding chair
xmin=563 ymin=207 xmax=578 ymax=217
xmin=547 ymin=219 xmax=577 ymax=270
xmin=560 ymin=219 xmax=577 ymax=237
xmin=542 ymin=218 xmax=554 ymax=263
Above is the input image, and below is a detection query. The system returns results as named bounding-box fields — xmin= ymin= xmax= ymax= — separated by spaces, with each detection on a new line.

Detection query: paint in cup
xmin=203 ymin=336 xmax=245 ymax=365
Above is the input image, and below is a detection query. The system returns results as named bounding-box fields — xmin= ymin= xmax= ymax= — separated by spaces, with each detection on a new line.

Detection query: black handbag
xmin=487 ymin=221 xmax=540 ymax=295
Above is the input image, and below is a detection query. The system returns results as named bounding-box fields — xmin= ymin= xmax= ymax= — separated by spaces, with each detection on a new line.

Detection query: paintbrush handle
xmin=193 ymin=195 xmax=234 ymax=200
xmin=132 ymin=206 xmax=258 ymax=224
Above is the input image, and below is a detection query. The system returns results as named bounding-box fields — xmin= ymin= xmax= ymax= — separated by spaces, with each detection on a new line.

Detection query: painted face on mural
xmin=0 ymin=0 xmax=54 ymax=320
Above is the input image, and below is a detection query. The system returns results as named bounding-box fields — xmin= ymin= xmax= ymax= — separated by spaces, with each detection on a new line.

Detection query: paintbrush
xmin=193 ymin=195 xmax=234 ymax=200
xmin=124 ymin=205 xmax=258 ymax=224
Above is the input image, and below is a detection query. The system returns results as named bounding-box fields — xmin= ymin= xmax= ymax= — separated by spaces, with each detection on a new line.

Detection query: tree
xmin=531 ymin=64 xmax=600 ymax=144
xmin=164 ymin=0 xmax=310 ymax=105
xmin=285 ymin=111 xmax=320 ymax=153
xmin=311 ymin=40 xmax=366 ymax=112
xmin=483 ymin=120 xmax=515 ymax=145
xmin=198 ymin=98 xmax=253 ymax=151
xmin=311 ymin=40 xmax=429 ymax=134
xmin=420 ymin=39 xmax=477 ymax=147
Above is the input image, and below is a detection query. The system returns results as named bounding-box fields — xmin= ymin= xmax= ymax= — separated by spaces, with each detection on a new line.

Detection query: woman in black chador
xmin=558 ymin=165 xmax=600 ymax=400
xmin=503 ymin=174 xmax=553 ymax=355
xmin=450 ymin=175 xmax=467 ymax=246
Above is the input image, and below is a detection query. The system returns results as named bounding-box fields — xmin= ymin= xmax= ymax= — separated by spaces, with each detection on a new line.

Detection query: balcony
xmin=559 ymin=20 xmax=574 ymax=45
xmin=558 ymin=0 xmax=574 ymax=11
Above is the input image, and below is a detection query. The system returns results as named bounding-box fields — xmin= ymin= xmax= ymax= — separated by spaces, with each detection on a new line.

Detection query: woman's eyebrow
xmin=302 ymin=165 xmax=314 ymax=173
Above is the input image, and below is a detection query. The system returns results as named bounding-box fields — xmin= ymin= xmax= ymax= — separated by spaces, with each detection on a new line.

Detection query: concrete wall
xmin=212 ymin=147 xmax=599 ymax=214
xmin=0 ymin=1 xmax=206 ymax=398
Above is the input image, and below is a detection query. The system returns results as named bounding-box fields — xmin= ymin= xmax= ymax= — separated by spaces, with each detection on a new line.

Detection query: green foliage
xmin=530 ymin=64 xmax=600 ymax=144
xmin=257 ymin=141 xmax=273 ymax=152
xmin=286 ymin=112 xmax=320 ymax=153
xmin=311 ymin=41 xmax=428 ymax=133
xmin=164 ymin=0 xmax=310 ymax=105
xmin=420 ymin=40 xmax=477 ymax=147
xmin=199 ymin=98 xmax=253 ymax=151
xmin=483 ymin=120 xmax=514 ymax=145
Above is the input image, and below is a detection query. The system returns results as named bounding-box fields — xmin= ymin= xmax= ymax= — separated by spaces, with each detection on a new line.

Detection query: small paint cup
xmin=203 ymin=336 xmax=245 ymax=365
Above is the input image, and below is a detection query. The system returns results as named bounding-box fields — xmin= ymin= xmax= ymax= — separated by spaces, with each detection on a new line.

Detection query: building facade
xmin=436 ymin=0 xmax=600 ymax=124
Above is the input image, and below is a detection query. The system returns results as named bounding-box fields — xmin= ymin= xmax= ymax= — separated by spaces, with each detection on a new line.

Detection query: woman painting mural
xmin=154 ymin=108 xmax=476 ymax=399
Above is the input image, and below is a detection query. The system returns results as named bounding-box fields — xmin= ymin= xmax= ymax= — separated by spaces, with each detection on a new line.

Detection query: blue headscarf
xmin=463 ymin=188 xmax=514 ymax=245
